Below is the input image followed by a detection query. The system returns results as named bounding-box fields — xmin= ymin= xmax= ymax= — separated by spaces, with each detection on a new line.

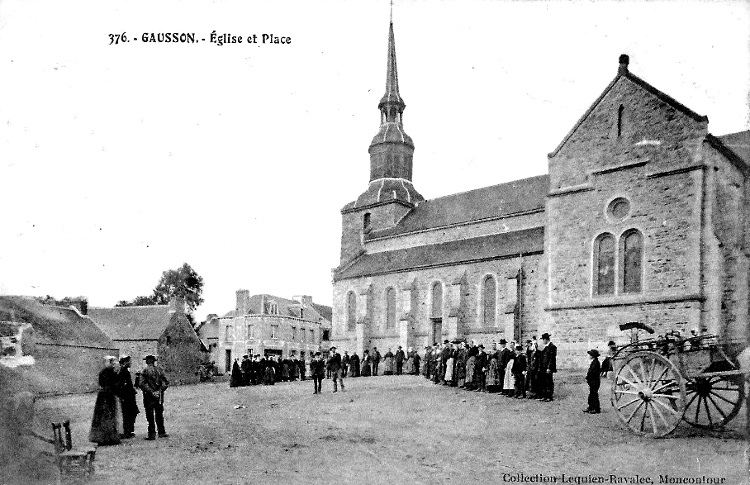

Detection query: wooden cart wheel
xmin=682 ymin=370 xmax=744 ymax=429
xmin=611 ymin=351 xmax=686 ymax=437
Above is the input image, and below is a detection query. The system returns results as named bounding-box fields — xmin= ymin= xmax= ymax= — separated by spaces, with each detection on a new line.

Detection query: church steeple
xmin=355 ymin=20 xmax=422 ymax=208
xmin=378 ymin=22 xmax=406 ymax=124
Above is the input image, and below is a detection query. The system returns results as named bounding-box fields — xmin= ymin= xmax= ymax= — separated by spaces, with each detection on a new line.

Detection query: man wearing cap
xmin=139 ymin=354 xmax=170 ymax=440
xmin=117 ymin=355 xmax=139 ymax=439
xmin=326 ymin=347 xmax=345 ymax=393
xmin=538 ymin=333 xmax=557 ymax=402
xmin=372 ymin=347 xmax=381 ymax=376
xmin=584 ymin=349 xmax=601 ymax=414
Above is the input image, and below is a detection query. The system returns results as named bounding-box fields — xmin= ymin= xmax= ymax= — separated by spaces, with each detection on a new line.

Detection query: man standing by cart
xmin=139 ymin=354 xmax=169 ymax=440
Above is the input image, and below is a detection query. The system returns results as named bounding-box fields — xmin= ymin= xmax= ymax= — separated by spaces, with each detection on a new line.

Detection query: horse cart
xmin=610 ymin=322 xmax=750 ymax=437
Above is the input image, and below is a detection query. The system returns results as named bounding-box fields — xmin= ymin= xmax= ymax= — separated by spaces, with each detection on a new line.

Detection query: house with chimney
xmin=89 ymin=296 xmax=205 ymax=385
xmin=197 ymin=292 xmax=332 ymax=374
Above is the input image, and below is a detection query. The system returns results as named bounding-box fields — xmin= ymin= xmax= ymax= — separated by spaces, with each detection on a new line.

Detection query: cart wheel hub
xmin=638 ymin=389 xmax=652 ymax=401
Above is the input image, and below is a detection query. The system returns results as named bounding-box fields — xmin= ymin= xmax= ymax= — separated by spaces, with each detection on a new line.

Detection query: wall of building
xmin=216 ymin=314 xmax=321 ymax=372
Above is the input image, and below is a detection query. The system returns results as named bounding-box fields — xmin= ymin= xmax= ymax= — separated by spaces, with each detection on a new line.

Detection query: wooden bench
xmin=51 ymin=420 xmax=96 ymax=478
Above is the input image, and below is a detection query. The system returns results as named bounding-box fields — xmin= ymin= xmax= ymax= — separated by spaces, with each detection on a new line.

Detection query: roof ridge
xmin=421 ymin=173 xmax=549 ymax=203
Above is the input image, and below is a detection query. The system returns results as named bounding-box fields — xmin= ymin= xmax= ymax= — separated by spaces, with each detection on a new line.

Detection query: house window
xmin=594 ymin=233 xmax=616 ymax=295
xmin=271 ymin=325 xmax=278 ymax=339
xmin=482 ymin=275 xmax=496 ymax=326
xmin=292 ymin=327 xmax=297 ymax=341
xmin=225 ymin=325 xmax=232 ymax=341
xmin=385 ymin=287 xmax=396 ymax=329
xmin=621 ymin=229 xmax=643 ymax=293
xmin=309 ymin=329 xmax=314 ymax=342
xmin=247 ymin=324 xmax=253 ymax=339
xmin=346 ymin=291 xmax=356 ymax=331
xmin=431 ymin=282 xmax=443 ymax=319
xmin=322 ymin=329 xmax=330 ymax=341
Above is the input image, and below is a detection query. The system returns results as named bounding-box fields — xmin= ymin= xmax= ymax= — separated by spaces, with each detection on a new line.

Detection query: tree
xmin=115 ymin=263 xmax=204 ymax=315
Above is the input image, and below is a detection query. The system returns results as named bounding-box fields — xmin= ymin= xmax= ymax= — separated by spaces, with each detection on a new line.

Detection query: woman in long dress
xmin=350 ymin=353 xmax=360 ymax=377
xmin=444 ymin=352 xmax=455 ymax=384
xmin=89 ymin=356 xmax=122 ymax=445
xmin=503 ymin=343 xmax=516 ymax=396
xmin=485 ymin=351 xmax=501 ymax=392
xmin=361 ymin=351 xmax=372 ymax=377
xmin=465 ymin=350 xmax=476 ymax=391
xmin=383 ymin=349 xmax=395 ymax=375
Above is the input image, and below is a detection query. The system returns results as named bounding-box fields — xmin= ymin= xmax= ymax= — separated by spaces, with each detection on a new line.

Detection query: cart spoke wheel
xmin=611 ymin=351 xmax=685 ymax=437
xmin=683 ymin=371 xmax=744 ymax=430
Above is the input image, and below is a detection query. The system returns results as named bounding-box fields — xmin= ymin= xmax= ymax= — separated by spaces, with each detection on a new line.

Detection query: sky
xmin=1 ymin=0 xmax=748 ymax=322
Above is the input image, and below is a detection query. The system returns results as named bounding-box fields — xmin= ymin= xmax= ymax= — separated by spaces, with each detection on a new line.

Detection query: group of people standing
xmin=421 ymin=333 xmax=558 ymax=401
xmin=230 ymin=354 xmax=306 ymax=387
xmin=89 ymin=354 xmax=170 ymax=445
xmin=340 ymin=346 xmax=422 ymax=377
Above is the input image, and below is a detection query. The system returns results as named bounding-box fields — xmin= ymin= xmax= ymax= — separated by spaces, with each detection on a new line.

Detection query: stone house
xmin=0 ymin=296 xmax=119 ymax=395
xmin=331 ymin=22 xmax=750 ymax=368
xmin=198 ymin=292 xmax=331 ymax=374
xmin=88 ymin=297 xmax=205 ymax=384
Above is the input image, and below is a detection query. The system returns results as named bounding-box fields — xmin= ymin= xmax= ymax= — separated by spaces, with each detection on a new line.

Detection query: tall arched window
xmin=346 ymin=291 xmax=356 ymax=331
xmin=617 ymin=104 xmax=625 ymax=137
xmin=482 ymin=275 xmax=496 ymax=326
xmin=621 ymin=229 xmax=643 ymax=293
xmin=594 ymin=233 xmax=615 ymax=295
xmin=431 ymin=282 xmax=443 ymax=319
xmin=385 ymin=287 xmax=396 ymax=329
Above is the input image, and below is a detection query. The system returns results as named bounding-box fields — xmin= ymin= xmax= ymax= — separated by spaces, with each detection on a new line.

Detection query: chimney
xmin=293 ymin=295 xmax=313 ymax=307
xmin=618 ymin=54 xmax=629 ymax=75
xmin=69 ymin=298 xmax=88 ymax=316
xmin=260 ymin=294 xmax=267 ymax=315
xmin=168 ymin=296 xmax=186 ymax=314
xmin=236 ymin=289 xmax=250 ymax=315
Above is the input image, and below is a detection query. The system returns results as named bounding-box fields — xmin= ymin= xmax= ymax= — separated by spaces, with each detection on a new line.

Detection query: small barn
xmin=88 ymin=297 xmax=204 ymax=385
xmin=0 ymin=296 xmax=119 ymax=396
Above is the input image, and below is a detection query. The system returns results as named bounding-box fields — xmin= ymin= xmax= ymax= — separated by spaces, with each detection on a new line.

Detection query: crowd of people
xmin=417 ymin=333 xmax=558 ymax=401
xmin=89 ymin=354 xmax=170 ymax=445
xmin=229 ymin=354 xmax=307 ymax=387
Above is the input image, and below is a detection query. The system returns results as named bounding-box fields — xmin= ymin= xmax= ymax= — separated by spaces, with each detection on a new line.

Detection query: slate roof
xmin=335 ymin=227 xmax=544 ymax=280
xmin=367 ymin=174 xmax=548 ymax=238
xmin=88 ymin=305 xmax=172 ymax=341
xmin=0 ymin=296 xmax=114 ymax=348
xmin=224 ymin=294 xmax=332 ymax=323
xmin=717 ymin=130 xmax=750 ymax=166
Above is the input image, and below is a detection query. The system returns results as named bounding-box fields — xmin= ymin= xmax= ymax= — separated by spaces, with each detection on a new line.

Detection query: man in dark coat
xmin=326 ymin=347 xmax=345 ymax=392
xmin=473 ymin=345 xmax=488 ymax=392
xmin=310 ymin=352 xmax=325 ymax=394
xmin=139 ymin=354 xmax=169 ymax=440
xmin=512 ymin=345 xmax=527 ymax=398
xmin=118 ymin=355 xmax=139 ymax=439
xmin=230 ymin=359 xmax=242 ymax=388
xmin=240 ymin=355 xmax=252 ymax=386
xmin=372 ymin=347 xmax=381 ymax=376
xmin=538 ymin=333 xmax=557 ymax=402
xmin=584 ymin=349 xmax=601 ymax=413
xmin=395 ymin=346 xmax=406 ymax=375
xmin=350 ymin=352 xmax=360 ymax=377
xmin=440 ymin=340 xmax=451 ymax=385
xmin=298 ymin=356 xmax=306 ymax=381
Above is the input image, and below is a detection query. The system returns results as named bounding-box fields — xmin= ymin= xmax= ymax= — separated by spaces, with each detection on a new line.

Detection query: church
xmin=330 ymin=22 xmax=750 ymax=368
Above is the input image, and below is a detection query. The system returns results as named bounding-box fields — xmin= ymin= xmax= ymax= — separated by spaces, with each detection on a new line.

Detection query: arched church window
xmin=621 ymin=229 xmax=643 ymax=293
xmin=617 ymin=104 xmax=625 ymax=138
xmin=385 ymin=287 xmax=396 ymax=329
xmin=431 ymin=282 xmax=443 ymax=319
xmin=482 ymin=275 xmax=496 ymax=326
xmin=594 ymin=233 xmax=615 ymax=296
xmin=346 ymin=291 xmax=356 ymax=331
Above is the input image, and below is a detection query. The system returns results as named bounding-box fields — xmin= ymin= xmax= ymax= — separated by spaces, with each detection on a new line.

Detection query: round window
xmin=607 ymin=198 xmax=631 ymax=221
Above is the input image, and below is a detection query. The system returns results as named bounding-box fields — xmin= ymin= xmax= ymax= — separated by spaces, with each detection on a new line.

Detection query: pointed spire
xmin=378 ymin=22 xmax=405 ymax=119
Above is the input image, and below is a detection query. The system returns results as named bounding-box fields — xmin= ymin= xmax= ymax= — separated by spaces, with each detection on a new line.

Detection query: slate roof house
xmin=0 ymin=296 xmax=119 ymax=395
xmin=197 ymin=292 xmax=332 ymax=373
xmin=331 ymin=21 xmax=750 ymax=368
xmin=89 ymin=296 xmax=204 ymax=385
